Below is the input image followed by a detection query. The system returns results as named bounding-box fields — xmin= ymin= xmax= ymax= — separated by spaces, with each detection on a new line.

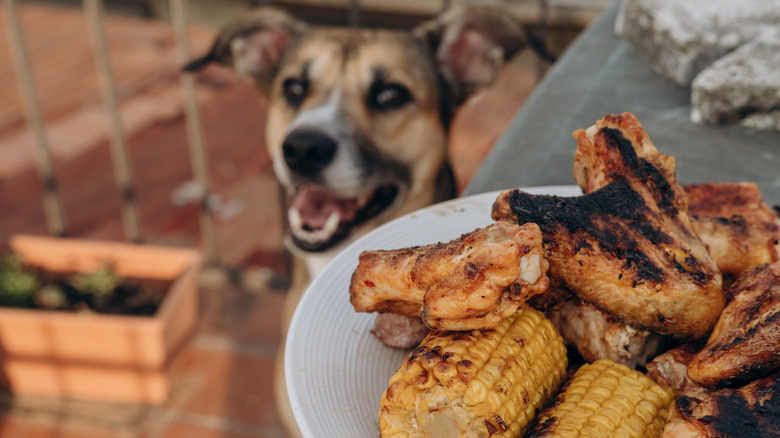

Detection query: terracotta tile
xmin=228 ymin=291 xmax=285 ymax=345
xmin=173 ymin=348 xmax=282 ymax=429
xmin=0 ymin=417 xmax=134 ymax=438
xmin=198 ymin=287 xmax=285 ymax=346
xmin=159 ymin=421 xmax=284 ymax=438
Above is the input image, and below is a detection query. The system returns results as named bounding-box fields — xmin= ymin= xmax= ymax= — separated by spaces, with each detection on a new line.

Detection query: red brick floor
xmin=0 ymin=4 xmax=544 ymax=437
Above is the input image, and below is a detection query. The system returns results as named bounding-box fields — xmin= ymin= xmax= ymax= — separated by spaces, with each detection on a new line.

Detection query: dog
xmin=185 ymin=4 xmax=542 ymax=435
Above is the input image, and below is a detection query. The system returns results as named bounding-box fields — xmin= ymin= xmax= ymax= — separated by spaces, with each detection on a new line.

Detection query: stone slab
xmin=692 ymin=28 xmax=780 ymax=131
xmin=614 ymin=0 xmax=780 ymax=87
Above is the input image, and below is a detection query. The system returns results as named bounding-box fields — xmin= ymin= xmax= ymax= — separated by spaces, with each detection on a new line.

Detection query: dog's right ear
xmin=414 ymin=4 xmax=541 ymax=105
xmin=182 ymin=7 xmax=307 ymax=92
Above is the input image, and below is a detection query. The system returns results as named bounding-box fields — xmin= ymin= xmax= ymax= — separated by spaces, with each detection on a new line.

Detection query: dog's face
xmin=265 ymin=29 xmax=450 ymax=251
xmin=185 ymin=5 xmax=530 ymax=255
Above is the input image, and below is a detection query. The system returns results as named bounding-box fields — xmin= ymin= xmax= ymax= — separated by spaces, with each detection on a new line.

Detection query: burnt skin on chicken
xmin=492 ymin=113 xmax=724 ymax=339
xmin=349 ymin=221 xmax=549 ymax=331
xmin=573 ymin=115 xmax=779 ymax=278
xmin=687 ymin=261 xmax=780 ymax=387
xmin=685 ymin=182 xmax=780 ymax=279
xmin=659 ymin=372 xmax=780 ymax=438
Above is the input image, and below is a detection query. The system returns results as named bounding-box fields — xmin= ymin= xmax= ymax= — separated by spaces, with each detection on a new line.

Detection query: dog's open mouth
xmin=288 ymin=185 xmax=399 ymax=252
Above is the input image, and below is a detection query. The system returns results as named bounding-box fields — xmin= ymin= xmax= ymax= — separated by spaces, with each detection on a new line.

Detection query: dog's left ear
xmin=414 ymin=5 xmax=532 ymax=104
xmin=183 ymin=7 xmax=307 ymax=93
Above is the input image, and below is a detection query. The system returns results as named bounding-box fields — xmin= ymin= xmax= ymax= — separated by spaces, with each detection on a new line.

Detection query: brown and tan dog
xmin=185 ymin=5 xmax=541 ymax=435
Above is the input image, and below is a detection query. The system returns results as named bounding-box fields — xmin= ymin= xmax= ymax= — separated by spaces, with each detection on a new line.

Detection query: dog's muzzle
xmin=282 ymin=130 xmax=400 ymax=252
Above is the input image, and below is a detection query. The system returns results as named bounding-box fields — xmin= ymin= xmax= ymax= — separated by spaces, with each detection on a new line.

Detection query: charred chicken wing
xmin=492 ymin=114 xmax=723 ymax=339
xmin=573 ymin=113 xmax=779 ymax=278
xmin=687 ymin=261 xmax=780 ymax=387
xmin=685 ymin=182 xmax=780 ymax=278
xmin=659 ymin=372 xmax=780 ymax=438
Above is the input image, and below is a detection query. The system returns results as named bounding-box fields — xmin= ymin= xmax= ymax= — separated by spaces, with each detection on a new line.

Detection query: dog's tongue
xmin=292 ymin=187 xmax=358 ymax=228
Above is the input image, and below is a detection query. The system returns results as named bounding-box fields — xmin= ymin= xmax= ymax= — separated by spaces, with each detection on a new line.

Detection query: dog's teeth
xmin=288 ymin=207 xmax=303 ymax=230
xmin=289 ymin=208 xmax=340 ymax=244
xmin=322 ymin=211 xmax=340 ymax=235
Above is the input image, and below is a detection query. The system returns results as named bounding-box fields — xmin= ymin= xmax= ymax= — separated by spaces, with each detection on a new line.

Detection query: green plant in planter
xmin=33 ymin=284 xmax=70 ymax=310
xmin=71 ymin=264 xmax=123 ymax=309
xmin=0 ymin=254 xmax=40 ymax=308
xmin=0 ymin=251 xmax=157 ymax=314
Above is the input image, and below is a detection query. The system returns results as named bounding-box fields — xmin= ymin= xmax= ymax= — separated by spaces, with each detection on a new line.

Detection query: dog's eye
xmin=282 ymin=78 xmax=308 ymax=107
xmin=370 ymin=83 xmax=411 ymax=111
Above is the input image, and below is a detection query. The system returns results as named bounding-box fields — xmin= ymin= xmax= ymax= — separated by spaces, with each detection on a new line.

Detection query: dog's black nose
xmin=282 ymin=130 xmax=338 ymax=175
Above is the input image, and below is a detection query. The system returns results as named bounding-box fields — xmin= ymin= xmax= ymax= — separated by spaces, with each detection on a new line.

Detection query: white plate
xmin=285 ymin=185 xmax=581 ymax=438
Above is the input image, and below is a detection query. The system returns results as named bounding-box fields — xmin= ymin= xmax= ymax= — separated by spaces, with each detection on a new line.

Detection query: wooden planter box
xmin=0 ymin=235 xmax=202 ymax=404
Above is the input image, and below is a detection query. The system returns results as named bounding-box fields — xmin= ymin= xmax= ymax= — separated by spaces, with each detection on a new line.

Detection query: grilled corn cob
xmin=527 ymin=359 xmax=675 ymax=438
xmin=379 ymin=307 xmax=567 ymax=438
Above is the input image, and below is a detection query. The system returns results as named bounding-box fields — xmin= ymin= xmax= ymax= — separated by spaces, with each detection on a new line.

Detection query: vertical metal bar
xmin=169 ymin=0 xmax=220 ymax=264
xmin=82 ymin=0 xmax=142 ymax=243
xmin=348 ymin=0 xmax=360 ymax=28
xmin=3 ymin=0 xmax=67 ymax=236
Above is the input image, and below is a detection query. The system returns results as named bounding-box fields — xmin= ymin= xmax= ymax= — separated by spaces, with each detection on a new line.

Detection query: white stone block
xmin=615 ymin=0 xmax=780 ymax=86
xmin=691 ymin=28 xmax=780 ymax=130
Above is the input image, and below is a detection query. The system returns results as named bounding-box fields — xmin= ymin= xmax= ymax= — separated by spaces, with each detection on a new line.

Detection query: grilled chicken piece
xmin=349 ymin=221 xmax=549 ymax=331
xmin=571 ymin=112 xmax=677 ymax=196
xmin=371 ymin=313 xmax=429 ymax=349
xmin=533 ymin=281 xmax=666 ymax=368
xmin=687 ymin=261 xmax=780 ymax=387
xmin=659 ymin=372 xmax=780 ymax=438
xmin=685 ymin=182 xmax=780 ymax=278
xmin=646 ymin=343 xmax=712 ymax=401
xmin=546 ymin=297 xmax=666 ymax=368
xmin=526 ymin=275 xmax=571 ymax=310
xmin=492 ymin=113 xmax=723 ymax=339
xmin=573 ymin=113 xmax=779 ymax=278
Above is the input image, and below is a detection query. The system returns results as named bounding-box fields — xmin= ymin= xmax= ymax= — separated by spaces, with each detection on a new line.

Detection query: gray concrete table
xmin=463 ymin=1 xmax=780 ymax=207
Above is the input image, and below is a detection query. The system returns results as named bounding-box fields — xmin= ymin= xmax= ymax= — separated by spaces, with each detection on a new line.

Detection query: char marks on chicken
xmin=687 ymin=261 xmax=780 ymax=387
xmin=493 ymin=113 xmax=723 ymax=339
xmin=685 ymin=182 xmax=780 ymax=279
xmin=659 ymin=372 xmax=780 ymax=438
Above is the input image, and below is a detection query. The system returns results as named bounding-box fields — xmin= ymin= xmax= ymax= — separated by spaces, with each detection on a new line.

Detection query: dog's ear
xmin=414 ymin=5 xmax=532 ymax=104
xmin=183 ymin=7 xmax=307 ymax=92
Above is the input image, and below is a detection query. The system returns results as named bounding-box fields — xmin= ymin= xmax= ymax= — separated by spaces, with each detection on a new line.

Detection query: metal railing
xmin=3 ymin=0 xmax=67 ymax=238
xmin=4 ymin=0 xmax=218 ymax=258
